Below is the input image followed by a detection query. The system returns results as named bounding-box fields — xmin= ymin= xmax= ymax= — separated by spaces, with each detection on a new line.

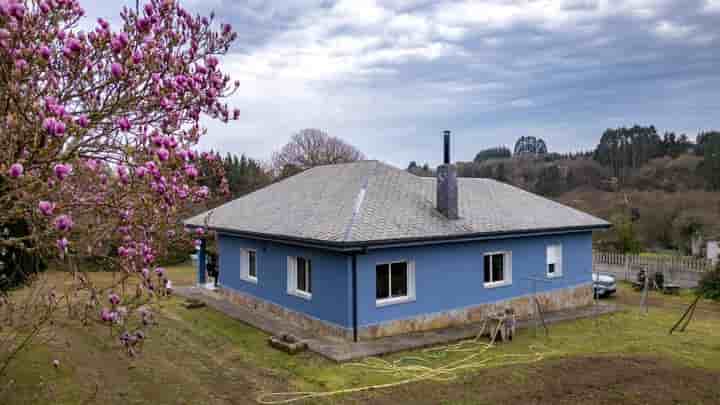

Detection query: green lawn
xmin=3 ymin=265 xmax=720 ymax=404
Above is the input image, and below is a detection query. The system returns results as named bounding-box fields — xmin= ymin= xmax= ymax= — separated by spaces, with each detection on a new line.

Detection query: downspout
xmin=352 ymin=253 xmax=358 ymax=342
xmin=197 ymin=239 xmax=207 ymax=286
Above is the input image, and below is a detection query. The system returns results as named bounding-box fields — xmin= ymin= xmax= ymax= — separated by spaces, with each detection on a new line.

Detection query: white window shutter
xmin=547 ymin=245 xmax=562 ymax=276
xmin=507 ymin=252 xmax=512 ymax=284
xmin=557 ymin=245 xmax=563 ymax=275
xmin=240 ymin=249 xmax=248 ymax=279
xmin=287 ymin=256 xmax=295 ymax=294
xmin=546 ymin=246 xmax=554 ymax=264
xmin=408 ymin=261 xmax=416 ymax=300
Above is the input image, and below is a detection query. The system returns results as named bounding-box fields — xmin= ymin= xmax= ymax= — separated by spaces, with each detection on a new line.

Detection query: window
xmin=376 ymin=261 xmax=416 ymax=307
xmin=240 ymin=249 xmax=257 ymax=283
xmin=483 ymin=252 xmax=511 ymax=287
xmin=287 ymin=256 xmax=312 ymax=299
xmin=547 ymin=244 xmax=562 ymax=277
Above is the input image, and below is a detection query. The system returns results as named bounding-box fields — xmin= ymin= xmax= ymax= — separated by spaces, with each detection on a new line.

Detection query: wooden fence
xmin=593 ymin=251 xmax=714 ymax=273
xmin=593 ymin=251 xmax=715 ymax=288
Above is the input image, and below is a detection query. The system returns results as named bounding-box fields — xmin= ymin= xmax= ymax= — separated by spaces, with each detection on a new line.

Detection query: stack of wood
xmin=479 ymin=308 xmax=517 ymax=344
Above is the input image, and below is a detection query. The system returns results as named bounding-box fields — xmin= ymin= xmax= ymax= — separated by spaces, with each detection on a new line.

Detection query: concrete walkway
xmin=175 ymin=286 xmax=619 ymax=362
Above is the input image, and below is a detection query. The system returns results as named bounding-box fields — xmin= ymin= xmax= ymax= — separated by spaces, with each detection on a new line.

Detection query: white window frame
xmin=546 ymin=244 xmax=563 ymax=278
xmin=240 ymin=248 xmax=258 ymax=284
xmin=287 ymin=256 xmax=312 ymax=300
xmin=483 ymin=251 xmax=512 ymax=288
xmin=375 ymin=260 xmax=416 ymax=307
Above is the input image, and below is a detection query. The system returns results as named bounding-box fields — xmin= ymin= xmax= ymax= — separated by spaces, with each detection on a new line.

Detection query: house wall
xmin=355 ymin=231 xmax=593 ymax=337
xmin=216 ymin=234 xmax=352 ymax=334
xmin=214 ymin=231 xmax=594 ymax=340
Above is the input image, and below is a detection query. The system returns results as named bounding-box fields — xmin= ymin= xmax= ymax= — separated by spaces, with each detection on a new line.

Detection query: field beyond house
xmin=3 ymin=264 xmax=720 ymax=404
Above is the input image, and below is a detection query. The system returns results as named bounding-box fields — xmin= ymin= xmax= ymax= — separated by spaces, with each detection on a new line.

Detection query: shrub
xmin=697 ymin=265 xmax=720 ymax=300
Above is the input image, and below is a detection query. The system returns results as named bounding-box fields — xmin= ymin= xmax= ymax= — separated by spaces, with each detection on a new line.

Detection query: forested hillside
xmin=409 ymin=126 xmax=720 ymax=254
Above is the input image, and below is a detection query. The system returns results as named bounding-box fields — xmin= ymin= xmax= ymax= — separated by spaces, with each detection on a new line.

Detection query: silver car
xmin=592 ymin=273 xmax=617 ymax=297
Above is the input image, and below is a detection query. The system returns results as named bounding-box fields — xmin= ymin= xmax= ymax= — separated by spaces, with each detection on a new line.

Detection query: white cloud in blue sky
xmin=83 ymin=0 xmax=720 ymax=166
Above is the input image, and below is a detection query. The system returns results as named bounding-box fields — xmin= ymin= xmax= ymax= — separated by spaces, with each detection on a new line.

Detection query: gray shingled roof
xmin=185 ymin=160 xmax=609 ymax=245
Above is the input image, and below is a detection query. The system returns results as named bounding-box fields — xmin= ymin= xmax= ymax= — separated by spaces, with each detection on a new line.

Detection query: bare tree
xmin=272 ymin=129 xmax=366 ymax=174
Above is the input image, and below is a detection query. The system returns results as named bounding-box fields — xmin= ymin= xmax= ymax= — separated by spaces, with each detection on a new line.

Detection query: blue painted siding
xmin=217 ymin=234 xmax=352 ymax=329
xmin=215 ymin=231 xmax=594 ymax=331
xmin=355 ymin=232 xmax=593 ymax=327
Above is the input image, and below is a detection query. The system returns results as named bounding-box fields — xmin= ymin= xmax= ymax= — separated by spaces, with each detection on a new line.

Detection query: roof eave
xmin=199 ymin=223 xmax=611 ymax=253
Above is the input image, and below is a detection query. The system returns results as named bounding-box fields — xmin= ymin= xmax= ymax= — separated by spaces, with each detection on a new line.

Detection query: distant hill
xmin=451 ymin=153 xmax=719 ymax=253
xmin=454 ymin=152 xmax=717 ymax=251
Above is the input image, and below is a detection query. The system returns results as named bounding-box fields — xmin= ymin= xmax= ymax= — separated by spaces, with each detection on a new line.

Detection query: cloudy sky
xmin=84 ymin=0 xmax=720 ymax=167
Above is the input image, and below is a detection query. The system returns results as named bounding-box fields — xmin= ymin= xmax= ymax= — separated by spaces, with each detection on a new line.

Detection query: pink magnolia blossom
xmin=205 ymin=56 xmax=218 ymax=69
xmin=117 ymin=117 xmax=131 ymax=131
xmin=156 ymin=147 xmax=169 ymax=161
xmin=54 ymin=214 xmax=73 ymax=232
xmin=117 ymin=165 xmax=129 ymax=184
xmin=144 ymin=161 xmax=158 ymax=174
xmin=143 ymin=253 xmax=155 ymax=264
xmin=195 ymin=186 xmax=209 ymax=199
xmin=84 ymin=159 xmax=98 ymax=171
xmin=154 ymin=267 xmax=165 ymax=277
xmin=63 ymin=38 xmax=82 ymax=57
xmin=110 ymin=62 xmax=124 ymax=78
xmin=56 ymin=237 xmax=68 ymax=252
xmin=75 ymin=115 xmax=89 ymax=127
xmin=184 ymin=164 xmax=198 ymax=178
xmin=43 ymin=117 xmax=66 ymax=137
xmin=53 ymin=163 xmax=72 ymax=180
xmin=131 ymin=49 xmax=143 ymax=64
xmin=100 ymin=308 xmax=117 ymax=323
xmin=38 ymin=45 xmax=51 ymax=59
xmin=38 ymin=200 xmax=55 ymax=216
xmin=109 ymin=293 xmax=121 ymax=306
xmin=14 ymin=58 xmax=27 ymax=70
xmin=8 ymin=162 xmax=23 ymax=178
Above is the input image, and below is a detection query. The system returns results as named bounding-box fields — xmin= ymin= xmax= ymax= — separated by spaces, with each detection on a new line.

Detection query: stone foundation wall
xmin=358 ymin=283 xmax=593 ymax=340
xmin=218 ymin=283 xmax=592 ymax=341
xmin=217 ymin=287 xmax=352 ymax=340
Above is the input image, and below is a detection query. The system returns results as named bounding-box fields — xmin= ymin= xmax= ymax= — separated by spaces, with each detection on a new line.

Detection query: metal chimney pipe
xmin=443 ymin=130 xmax=451 ymax=164
xmin=437 ymin=130 xmax=458 ymax=219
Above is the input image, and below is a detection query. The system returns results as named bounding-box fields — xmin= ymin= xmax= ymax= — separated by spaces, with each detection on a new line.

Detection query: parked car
xmin=592 ymin=272 xmax=617 ymax=297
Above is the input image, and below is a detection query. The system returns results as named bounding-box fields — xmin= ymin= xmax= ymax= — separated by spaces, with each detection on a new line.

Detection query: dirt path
xmin=346 ymin=356 xmax=720 ymax=404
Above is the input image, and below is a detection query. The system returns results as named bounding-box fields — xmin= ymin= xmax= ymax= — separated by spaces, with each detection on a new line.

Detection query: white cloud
xmin=79 ymin=1 xmax=720 ymax=164
xmin=509 ymin=98 xmax=536 ymax=108
xmin=654 ymin=20 xmax=695 ymax=39
xmin=703 ymin=0 xmax=720 ymax=13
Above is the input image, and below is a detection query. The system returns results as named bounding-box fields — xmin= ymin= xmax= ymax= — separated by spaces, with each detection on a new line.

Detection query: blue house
xmin=186 ymin=133 xmax=609 ymax=341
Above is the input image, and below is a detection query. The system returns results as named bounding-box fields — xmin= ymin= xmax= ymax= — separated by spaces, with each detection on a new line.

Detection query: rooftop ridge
xmin=342 ymin=161 xmax=377 ymax=242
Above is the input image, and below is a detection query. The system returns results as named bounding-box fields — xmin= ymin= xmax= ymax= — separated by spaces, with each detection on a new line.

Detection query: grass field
xmin=3 ymin=264 xmax=720 ymax=404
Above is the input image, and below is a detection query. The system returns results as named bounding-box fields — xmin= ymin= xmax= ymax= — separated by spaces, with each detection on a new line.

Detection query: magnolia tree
xmin=0 ymin=0 xmax=237 ymax=376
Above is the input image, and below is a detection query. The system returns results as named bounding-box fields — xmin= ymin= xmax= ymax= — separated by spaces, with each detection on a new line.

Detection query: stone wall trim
xmin=219 ymin=283 xmax=592 ymax=341
xmin=358 ymin=283 xmax=593 ymax=340
xmin=217 ymin=286 xmax=353 ymax=340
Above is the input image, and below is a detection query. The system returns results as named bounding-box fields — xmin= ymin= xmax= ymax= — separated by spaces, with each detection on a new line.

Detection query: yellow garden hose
xmin=257 ymin=318 xmax=555 ymax=404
